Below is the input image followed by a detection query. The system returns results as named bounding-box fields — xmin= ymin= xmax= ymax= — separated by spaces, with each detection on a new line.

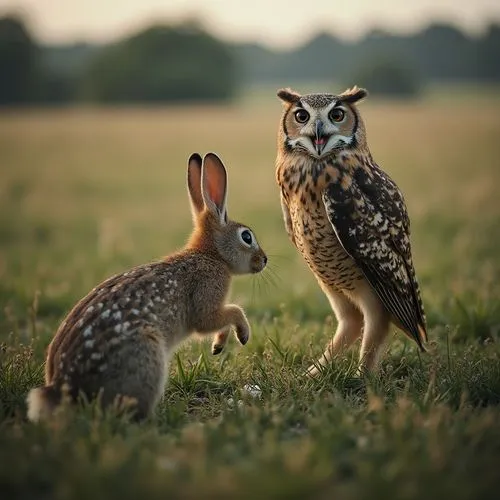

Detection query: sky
xmin=1 ymin=0 xmax=499 ymax=48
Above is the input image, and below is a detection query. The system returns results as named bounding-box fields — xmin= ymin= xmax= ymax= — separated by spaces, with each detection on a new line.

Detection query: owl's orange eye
xmin=294 ymin=109 xmax=310 ymax=123
xmin=329 ymin=108 xmax=345 ymax=122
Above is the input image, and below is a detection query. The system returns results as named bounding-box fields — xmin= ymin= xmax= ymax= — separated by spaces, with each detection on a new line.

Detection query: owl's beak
xmin=314 ymin=119 xmax=327 ymax=155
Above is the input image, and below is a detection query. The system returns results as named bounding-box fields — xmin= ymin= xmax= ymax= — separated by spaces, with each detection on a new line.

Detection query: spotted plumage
xmin=276 ymin=86 xmax=427 ymax=374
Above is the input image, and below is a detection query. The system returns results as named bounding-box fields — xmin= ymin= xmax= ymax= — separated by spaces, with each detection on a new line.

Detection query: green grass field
xmin=1 ymin=93 xmax=500 ymax=499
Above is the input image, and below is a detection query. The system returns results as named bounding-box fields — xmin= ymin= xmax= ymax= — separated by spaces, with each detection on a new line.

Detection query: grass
xmin=1 ymin=91 xmax=500 ymax=498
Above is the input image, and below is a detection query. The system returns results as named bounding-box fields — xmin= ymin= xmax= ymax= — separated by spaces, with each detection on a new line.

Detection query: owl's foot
xmin=305 ymin=359 xmax=328 ymax=378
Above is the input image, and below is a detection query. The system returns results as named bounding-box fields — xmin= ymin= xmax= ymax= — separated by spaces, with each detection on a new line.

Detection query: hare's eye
xmin=239 ymin=229 xmax=253 ymax=247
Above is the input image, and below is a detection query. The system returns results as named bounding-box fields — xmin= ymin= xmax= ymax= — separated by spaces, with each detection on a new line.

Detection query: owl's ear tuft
xmin=277 ymin=88 xmax=301 ymax=105
xmin=338 ymin=86 xmax=368 ymax=104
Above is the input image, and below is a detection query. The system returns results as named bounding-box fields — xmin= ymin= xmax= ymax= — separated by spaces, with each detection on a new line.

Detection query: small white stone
xmin=90 ymin=352 xmax=102 ymax=360
xmin=131 ymin=308 xmax=140 ymax=315
xmin=97 ymin=302 xmax=104 ymax=309
xmin=110 ymin=337 xmax=120 ymax=346
xmin=114 ymin=324 xmax=122 ymax=333
xmin=86 ymin=305 xmax=94 ymax=314
xmin=83 ymin=326 xmax=93 ymax=337
xmin=112 ymin=304 xmax=118 ymax=310
xmin=242 ymin=384 xmax=262 ymax=399
xmin=76 ymin=318 xmax=84 ymax=328
xmin=101 ymin=309 xmax=111 ymax=319
xmin=85 ymin=339 xmax=95 ymax=348
xmin=113 ymin=311 xmax=122 ymax=320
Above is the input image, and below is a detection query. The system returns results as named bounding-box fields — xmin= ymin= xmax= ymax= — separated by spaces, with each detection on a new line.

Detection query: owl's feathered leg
xmin=357 ymin=285 xmax=391 ymax=373
xmin=307 ymin=289 xmax=363 ymax=377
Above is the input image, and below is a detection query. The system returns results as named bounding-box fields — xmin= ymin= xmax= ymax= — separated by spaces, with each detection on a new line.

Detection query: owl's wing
xmin=322 ymin=166 xmax=427 ymax=349
xmin=280 ymin=188 xmax=296 ymax=246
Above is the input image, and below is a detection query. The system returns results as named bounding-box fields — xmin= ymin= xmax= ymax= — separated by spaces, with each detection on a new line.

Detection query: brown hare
xmin=27 ymin=152 xmax=267 ymax=422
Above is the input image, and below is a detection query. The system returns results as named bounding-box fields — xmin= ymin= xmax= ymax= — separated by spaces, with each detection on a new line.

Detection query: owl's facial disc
xmin=288 ymin=101 xmax=354 ymax=159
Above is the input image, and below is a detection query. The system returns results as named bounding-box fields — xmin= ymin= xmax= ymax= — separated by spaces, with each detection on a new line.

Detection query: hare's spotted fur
xmin=27 ymin=153 xmax=267 ymax=422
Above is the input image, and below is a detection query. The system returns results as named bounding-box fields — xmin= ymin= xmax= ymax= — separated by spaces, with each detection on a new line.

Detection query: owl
xmin=275 ymin=86 xmax=427 ymax=375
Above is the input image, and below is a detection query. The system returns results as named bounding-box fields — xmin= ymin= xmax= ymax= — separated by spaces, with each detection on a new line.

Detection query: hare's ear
xmin=187 ymin=153 xmax=204 ymax=217
xmin=201 ymin=152 xmax=228 ymax=225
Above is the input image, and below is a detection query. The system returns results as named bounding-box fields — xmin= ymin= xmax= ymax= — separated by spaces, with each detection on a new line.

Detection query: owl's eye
xmin=294 ymin=109 xmax=310 ymax=124
xmin=329 ymin=108 xmax=345 ymax=122
xmin=238 ymin=228 xmax=254 ymax=247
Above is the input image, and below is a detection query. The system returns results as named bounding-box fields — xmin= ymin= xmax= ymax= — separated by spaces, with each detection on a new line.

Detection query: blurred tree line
xmin=0 ymin=16 xmax=236 ymax=105
xmin=1 ymin=15 xmax=499 ymax=106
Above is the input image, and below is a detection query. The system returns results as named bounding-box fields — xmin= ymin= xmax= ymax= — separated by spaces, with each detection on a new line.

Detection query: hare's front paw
xmin=235 ymin=321 xmax=250 ymax=346
xmin=212 ymin=328 xmax=230 ymax=355
xmin=212 ymin=342 xmax=225 ymax=355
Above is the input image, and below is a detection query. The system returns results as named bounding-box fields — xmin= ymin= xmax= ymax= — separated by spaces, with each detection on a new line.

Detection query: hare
xmin=27 ymin=152 xmax=267 ymax=422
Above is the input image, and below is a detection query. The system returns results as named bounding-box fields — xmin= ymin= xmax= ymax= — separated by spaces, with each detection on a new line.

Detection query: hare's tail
xmin=26 ymin=385 xmax=61 ymax=422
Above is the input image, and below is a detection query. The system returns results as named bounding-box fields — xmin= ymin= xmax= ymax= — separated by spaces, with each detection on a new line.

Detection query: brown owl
xmin=275 ymin=86 xmax=427 ymax=375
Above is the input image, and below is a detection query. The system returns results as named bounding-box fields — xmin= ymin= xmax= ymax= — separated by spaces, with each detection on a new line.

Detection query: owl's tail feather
xmin=26 ymin=385 xmax=61 ymax=423
xmin=417 ymin=323 xmax=428 ymax=352
xmin=396 ymin=320 xmax=427 ymax=352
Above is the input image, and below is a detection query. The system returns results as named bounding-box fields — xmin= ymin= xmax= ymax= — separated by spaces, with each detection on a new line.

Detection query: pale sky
xmin=1 ymin=0 xmax=499 ymax=48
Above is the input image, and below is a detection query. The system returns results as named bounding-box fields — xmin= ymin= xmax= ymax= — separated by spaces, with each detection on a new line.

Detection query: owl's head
xmin=277 ymin=86 xmax=368 ymax=159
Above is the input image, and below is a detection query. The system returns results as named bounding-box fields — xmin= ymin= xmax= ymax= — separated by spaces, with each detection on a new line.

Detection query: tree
xmin=0 ymin=16 xmax=39 ymax=105
xmin=81 ymin=24 xmax=237 ymax=103
xmin=346 ymin=57 xmax=422 ymax=98
xmin=477 ymin=24 xmax=500 ymax=81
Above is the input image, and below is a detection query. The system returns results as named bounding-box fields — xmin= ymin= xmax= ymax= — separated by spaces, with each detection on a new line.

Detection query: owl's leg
xmin=357 ymin=286 xmax=391 ymax=373
xmin=307 ymin=289 xmax=363 ymax=377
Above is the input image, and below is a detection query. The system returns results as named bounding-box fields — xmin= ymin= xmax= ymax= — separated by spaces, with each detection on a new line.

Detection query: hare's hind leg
xmin=102 ymin=326 xmax=167 ymax=420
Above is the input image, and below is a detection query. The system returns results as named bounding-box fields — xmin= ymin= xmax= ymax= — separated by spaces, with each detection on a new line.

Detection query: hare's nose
xmin=263 ymin=255 xmax=268 ymax=266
